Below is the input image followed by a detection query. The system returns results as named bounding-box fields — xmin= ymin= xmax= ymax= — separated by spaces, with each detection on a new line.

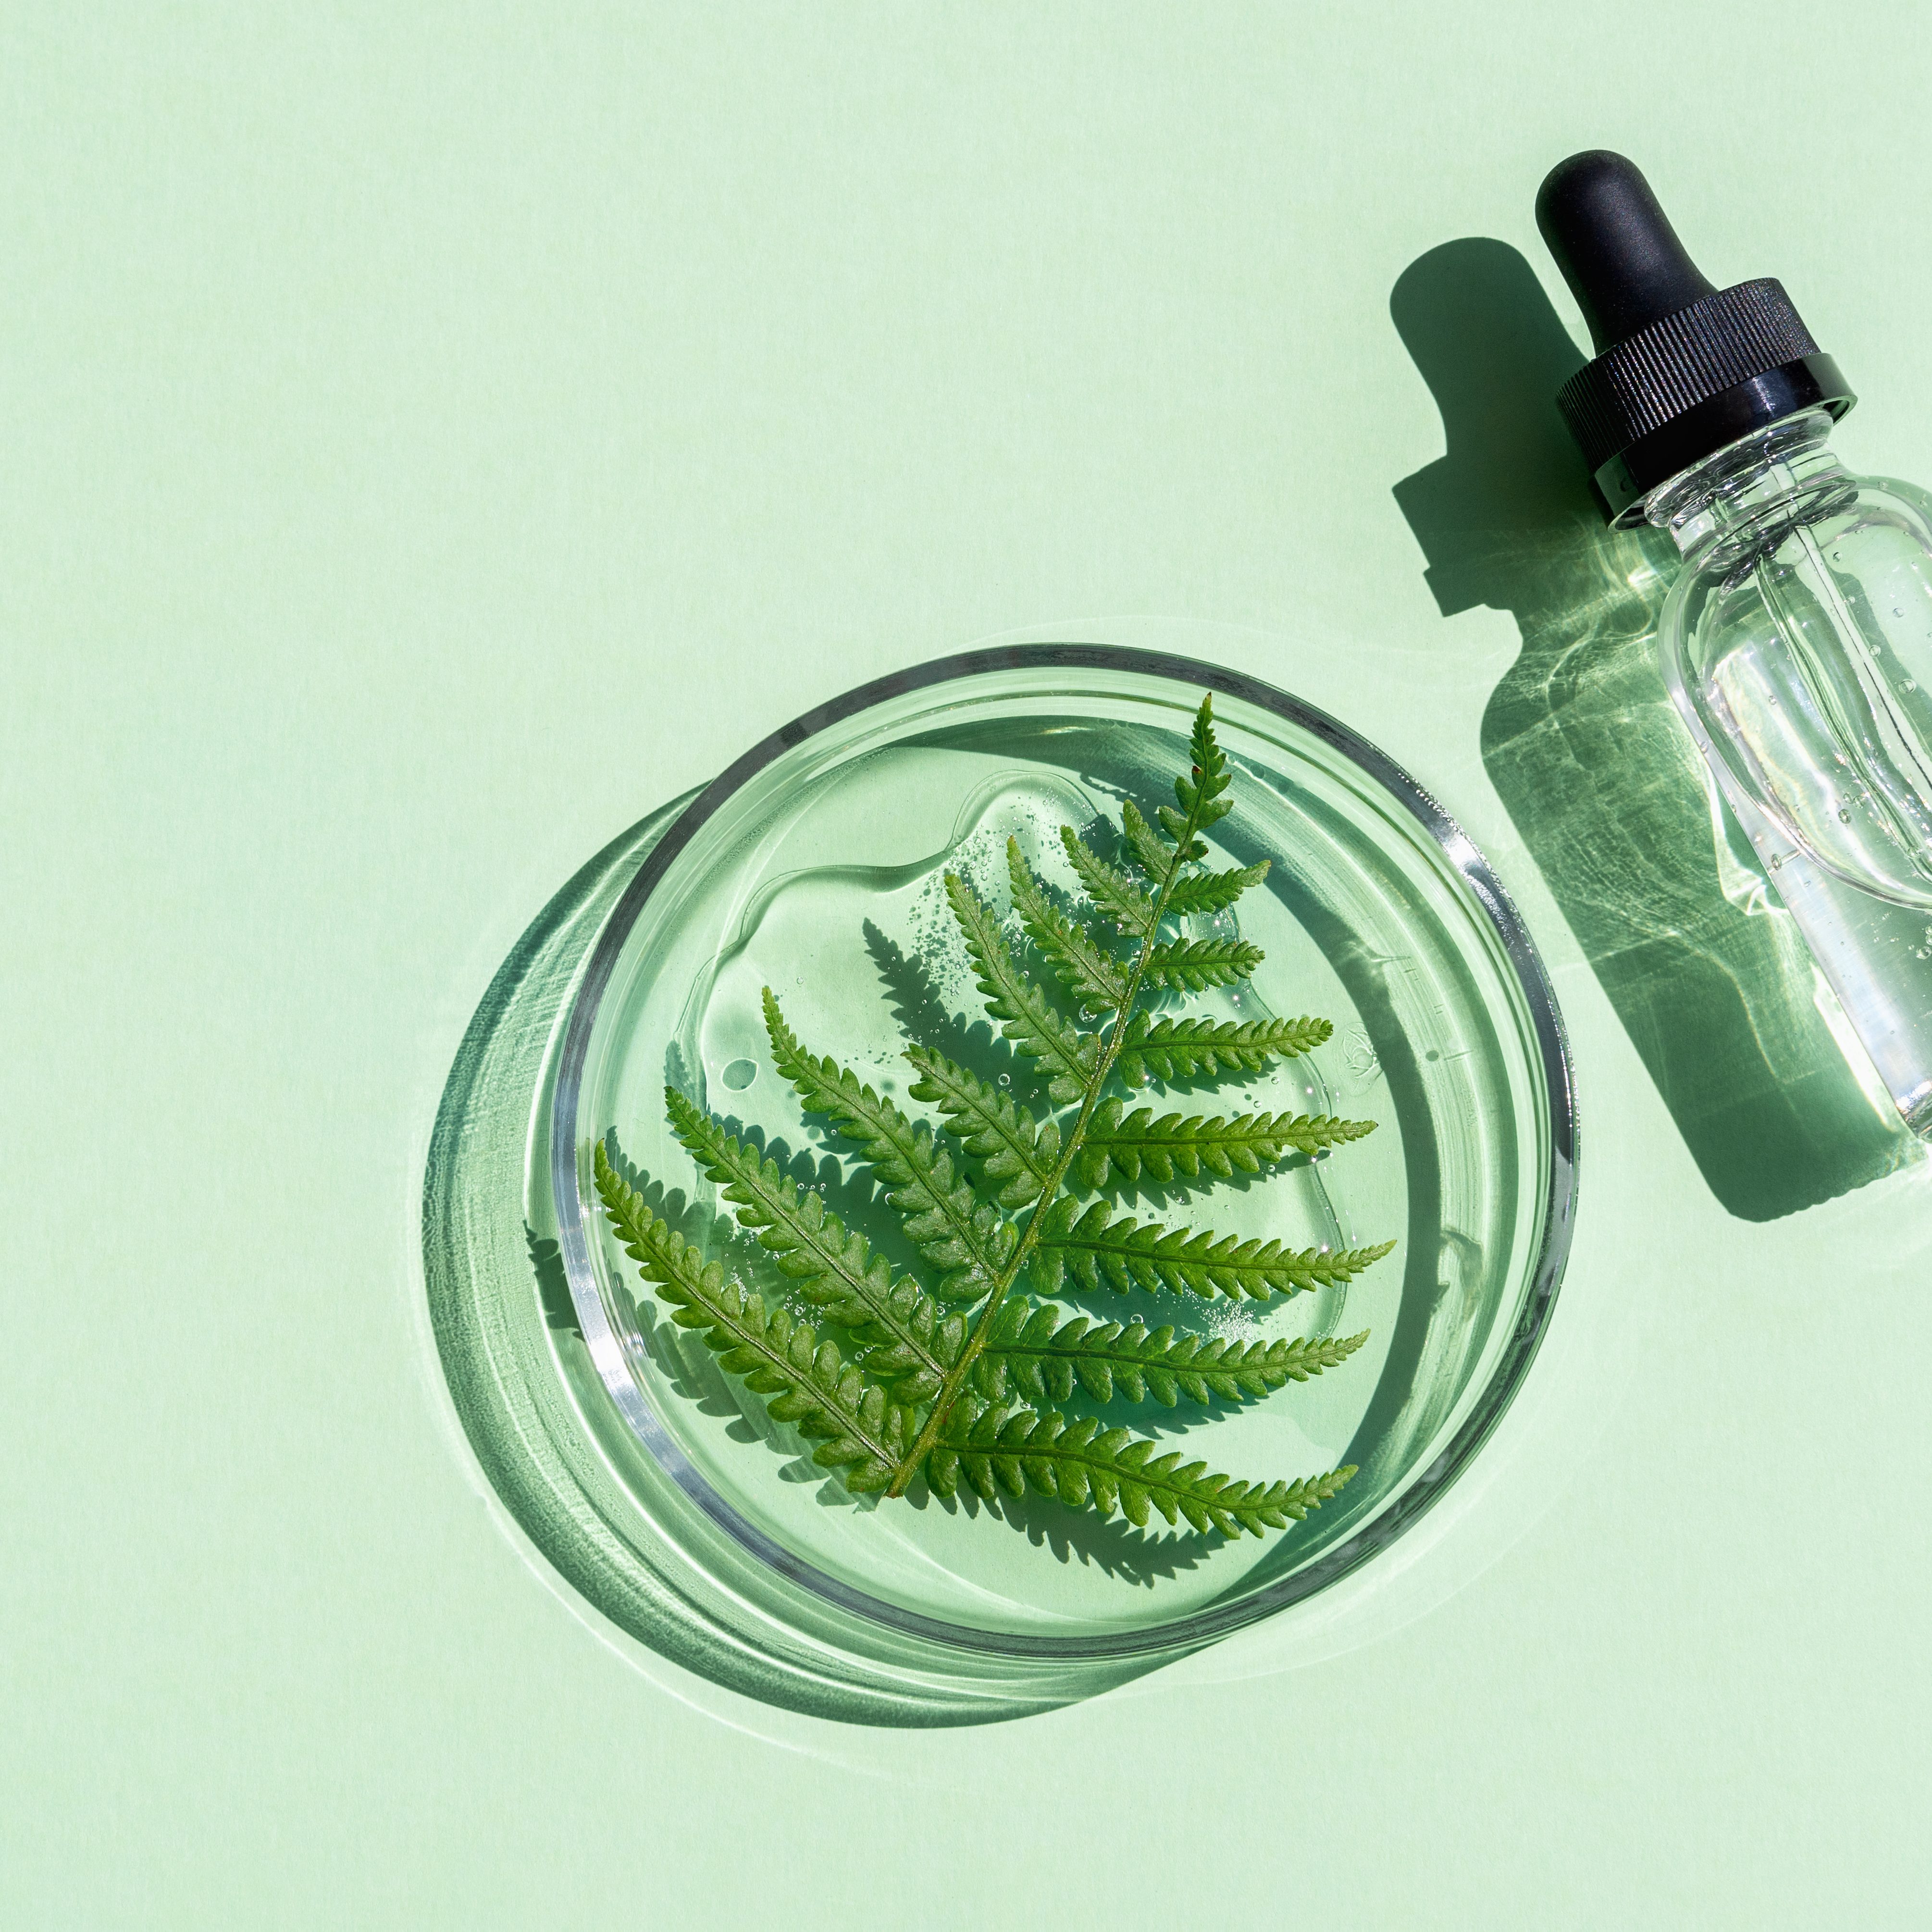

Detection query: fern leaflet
xmin=1006 ymin=837 xmax=1129 ymax=1012
xmin=944 ymin=873 xmax=1098 ymax=1101
xmin=1119 ymin=799 xmax=1175 ymax=880
xmin=1072 ymin=1099 xmax=1378 ymax=1189
xmin=594 ymin=1143 xmax=912 ymax=1491
xmin=929 ymin=1397 xmax=1356 ymax=1537
xmin=764 ymin=988 xmax=1013 ymax=1300
xmin=1139 ymin=935 xmax=1266 ymax=991
xmin=1117 ymin=1012 xmax=1333 ymax=1085
xmin=1165 ymin=860 xmax=1273 ymax=917
xmin=979 ymin=1301 xmax=1370 ymax=1407
xmin=665 ymin=1090 xmax=957 ymax=1401
xmin=903 ymin=1046 xmax=1059 ymax=1208
xmin=1059 ymin=826 xmax=1157 ymax=938
xmin=1033 ymin=1195 xmax=1397 ymax=1299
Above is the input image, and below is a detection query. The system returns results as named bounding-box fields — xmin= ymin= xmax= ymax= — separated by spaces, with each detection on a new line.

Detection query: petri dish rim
xmin=550 ymin=642 xmax=1577 ymax=1663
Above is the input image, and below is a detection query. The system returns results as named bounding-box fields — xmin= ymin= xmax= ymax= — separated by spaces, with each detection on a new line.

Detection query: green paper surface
xmin=7 ymin=6 xmax=1932 ymax=1926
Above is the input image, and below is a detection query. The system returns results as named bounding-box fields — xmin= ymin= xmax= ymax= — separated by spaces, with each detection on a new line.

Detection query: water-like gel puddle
xmin=569 ymin=682 xmax=1561 ymax=1644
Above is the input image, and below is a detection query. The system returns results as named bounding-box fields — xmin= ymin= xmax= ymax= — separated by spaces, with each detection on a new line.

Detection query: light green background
xmin=8 ymin=6 xmax=1932 ymax=1926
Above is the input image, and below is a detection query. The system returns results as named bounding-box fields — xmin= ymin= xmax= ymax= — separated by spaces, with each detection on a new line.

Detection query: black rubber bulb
xmin=1535 ymin=150 xmax=1716 ymax=352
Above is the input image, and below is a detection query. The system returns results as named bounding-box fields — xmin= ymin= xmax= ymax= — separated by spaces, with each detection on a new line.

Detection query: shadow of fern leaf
xmin=712 ymin=1117 xmax=879 ymax=1210
xmin=604 ymin=1131 xmax=779 ymax=1295
xmin=908 ymin=1480 xmax=1220 ymax=1585
xmin=862 ymin=918 xmax=1043 ymax=1102
xmin=632 ymin=1295 xmax=757 ymax=1430
xmin=1075 ymin=807 xmax=1129 ymax=867
xmin=1036 ymin=1279 xmax=1226 ymax=1336
xmin=1028 ymin=1383 xmax=1262 ymax=1444
xmin=1124 ymin=1065 xmax=1266 ymax=1098
xmin=1083 ymin=1159 xmax=1287 ymax=1213
xmin=599 ymin=1134 xmax=710 ymax=1245
xmin=991 ymin=1492 xmax=1221 ymax=1585
xmin=665 ymin=1038 xmax=694 ymax=1101
xmin=525 ymin=1227 xmax=577 ymax=1335
xmin=781 ymin=1453 xmax=868 ymax=1512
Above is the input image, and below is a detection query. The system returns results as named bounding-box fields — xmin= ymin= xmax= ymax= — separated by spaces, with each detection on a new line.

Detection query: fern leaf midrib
xmin=887 ymin=701 xmax=1231 ymax=1493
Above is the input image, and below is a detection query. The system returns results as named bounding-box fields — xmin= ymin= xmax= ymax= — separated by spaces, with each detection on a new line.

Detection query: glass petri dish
xmin=544 ymin=644 xmax=1574 ymax=1684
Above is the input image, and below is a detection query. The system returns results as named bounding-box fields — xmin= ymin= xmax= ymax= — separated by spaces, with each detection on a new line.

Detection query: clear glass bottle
xmin=1538 ymin=152 xmax=1932 ymax=1136
xmin=1649 ymin=411 xmax=1932 ymax=1131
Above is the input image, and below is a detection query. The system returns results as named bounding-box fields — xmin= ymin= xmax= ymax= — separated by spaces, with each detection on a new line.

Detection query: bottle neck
xmin=1643 ymin=409 xmax=1849 ymax=562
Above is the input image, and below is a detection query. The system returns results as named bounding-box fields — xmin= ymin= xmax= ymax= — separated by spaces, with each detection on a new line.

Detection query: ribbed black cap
xmin=1535 ymin=151 xmax=1855 ymax=524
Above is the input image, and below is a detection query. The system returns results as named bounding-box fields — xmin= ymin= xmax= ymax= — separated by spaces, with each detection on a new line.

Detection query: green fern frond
xmin=764 ymin=989 xmax=1014 ymax=1301
xmin=929 ymin=1397 xmax=1356 ymax=1536
xmin=1117 ymin=1012 xmax=1334 ymax=1084
xmin=594 ymin=1142 xmax=912 ymax=1492
xmin=1006 ymin=837 xmax=1129 ymax=1012
xmin=1058 ymin=825 xmax=1157 ymax=938
xmin=664 ymin=1090 xmax=957 ymax=1401
xmin=980 ymin=1301 xmax=1370 ymax=1407
xmin=607 ymin=690 xmax=1389 ymax=1553
xmin=903 ymin=1046 xmax=1059 ymax=1209
xmin=1139 ymin=934 xmax=1266 ymax=992
xmin=1073 ymin=1099 xmax=1379 ymax=1189
xmin=1033 ymin=1196 xmax=1397 ymax=1300
xmin=943 ymin=873 xmax=1098 ymax=1102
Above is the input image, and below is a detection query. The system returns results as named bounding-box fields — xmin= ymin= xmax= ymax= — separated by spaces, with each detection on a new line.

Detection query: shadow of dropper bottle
xmin=1391 ymin=229 xmax=1915 ymax=1221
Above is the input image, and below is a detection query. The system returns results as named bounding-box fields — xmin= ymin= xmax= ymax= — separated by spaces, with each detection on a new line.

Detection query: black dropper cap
xmin=1535 ymin=150 xmax=1854 ymax=524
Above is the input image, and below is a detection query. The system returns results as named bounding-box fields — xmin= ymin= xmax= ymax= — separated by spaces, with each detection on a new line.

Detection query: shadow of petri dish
xmin=419 ymin=644 xmax=1575 ymax=1725
xmin=1390 ymin=236 xmax=1919 ymax=1221
xmin=423 ymin=801 xmax=1114 ymax=1725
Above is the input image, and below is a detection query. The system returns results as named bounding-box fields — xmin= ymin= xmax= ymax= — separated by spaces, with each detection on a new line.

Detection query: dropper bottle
xmin=1537 ymin=150 xmax=1932 ymax=1137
